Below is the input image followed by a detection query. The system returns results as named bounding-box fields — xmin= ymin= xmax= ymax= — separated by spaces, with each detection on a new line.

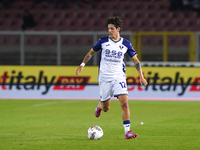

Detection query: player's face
xmin=108 ymin=24 xmax=120 ymax=40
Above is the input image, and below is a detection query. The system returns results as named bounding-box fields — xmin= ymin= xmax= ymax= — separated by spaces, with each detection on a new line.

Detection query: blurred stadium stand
xmin=0 ymin=0 xmax=199 ymax=32
xmin=0 ymin=0 xmax=199 ymax=65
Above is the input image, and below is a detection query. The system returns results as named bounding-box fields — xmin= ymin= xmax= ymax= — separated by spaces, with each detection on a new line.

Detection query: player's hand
xmin=76 ymin=66 xmax=84 ymax=76
xmin=139 ymin=77 xmax=148 ymax=86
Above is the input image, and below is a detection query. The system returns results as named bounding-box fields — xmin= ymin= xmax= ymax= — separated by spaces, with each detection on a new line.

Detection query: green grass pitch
xmin=0 ymin=100 xmax=199 ymax=150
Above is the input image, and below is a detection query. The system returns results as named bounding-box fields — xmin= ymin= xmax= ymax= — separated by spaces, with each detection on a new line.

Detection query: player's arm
xmin=76 ymin=49 xmax=95 ymax=76
xmin=131 ymin=56 xmax=148 ymax=86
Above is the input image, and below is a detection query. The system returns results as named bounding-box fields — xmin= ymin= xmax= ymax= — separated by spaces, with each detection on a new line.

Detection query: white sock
xmin=123 ymin=120 xmax=130 ymax=134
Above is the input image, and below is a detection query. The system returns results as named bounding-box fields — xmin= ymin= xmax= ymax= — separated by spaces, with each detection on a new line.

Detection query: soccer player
xmin=76 ymin=16 xmax=147 ymax=139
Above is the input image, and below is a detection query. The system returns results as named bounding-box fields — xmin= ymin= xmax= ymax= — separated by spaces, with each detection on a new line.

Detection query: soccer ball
xmin=87 ymin=126 xmax=103 ymax=140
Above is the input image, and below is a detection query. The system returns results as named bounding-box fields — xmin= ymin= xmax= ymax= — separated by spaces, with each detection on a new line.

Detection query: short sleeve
xmin=92 ymin=37 xmax=109 ymax=52
xmin=122 ymin=39 xmax=137 ymax=58
xmin=92 ymin=39 xmax=102 ymax=52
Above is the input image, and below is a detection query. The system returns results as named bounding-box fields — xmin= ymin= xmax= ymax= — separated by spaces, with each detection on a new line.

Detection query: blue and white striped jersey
xmin=92 ymin=36 xmax=137 ymax=81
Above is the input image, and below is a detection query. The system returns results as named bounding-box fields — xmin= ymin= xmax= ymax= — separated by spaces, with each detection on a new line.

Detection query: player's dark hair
xmin=106 ymin=16 xmax=123 ymax=30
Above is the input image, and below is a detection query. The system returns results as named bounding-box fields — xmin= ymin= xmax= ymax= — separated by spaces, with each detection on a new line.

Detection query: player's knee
xmin=120 ymin=99 xmax=128 ymax=109
xmin=102 ymin=105 xmax=110 ymax=112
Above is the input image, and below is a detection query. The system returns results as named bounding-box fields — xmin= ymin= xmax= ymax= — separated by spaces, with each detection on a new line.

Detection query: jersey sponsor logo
xmin=127 ymin=72 xmax=200 ymax=96
xmin=103 ymin=58 xmax=121 ymax=63
xmin=104 ymin=49 xmax=123 ymax=61
xmin=0 ymin=71 xmax=90 ymax=95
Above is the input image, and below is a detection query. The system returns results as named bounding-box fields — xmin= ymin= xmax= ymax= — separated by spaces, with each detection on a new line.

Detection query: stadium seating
xmin=42 ymin=36 xmax=56 ymax=45
xmin=0 ymin=0 xmax=199 ymax=47
xmin=29 ymin=36 xmax=41 ymax=45
xmin=0 ymin=0 xmax=187 ymax=31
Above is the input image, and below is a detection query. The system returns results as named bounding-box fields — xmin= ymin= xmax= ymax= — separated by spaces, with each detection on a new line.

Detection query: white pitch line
xmin=34 ymin=102 xmax=58 ymax=107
